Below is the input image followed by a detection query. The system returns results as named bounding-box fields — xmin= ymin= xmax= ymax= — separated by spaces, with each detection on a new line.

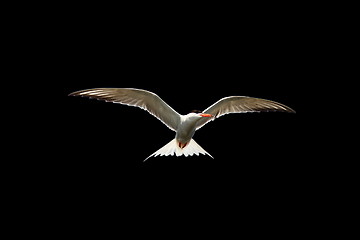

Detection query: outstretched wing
xmin=69 ymin=88 xmax=181 ymax=131
xmin=196 ymin=96 xmax=295 ymax=130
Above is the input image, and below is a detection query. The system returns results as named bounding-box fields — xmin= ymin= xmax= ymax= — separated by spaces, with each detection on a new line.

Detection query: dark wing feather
xmin=69 ymin=88 xmax=181 ymax=131
xmin=196 ymin=96 xmax=295 ymax=130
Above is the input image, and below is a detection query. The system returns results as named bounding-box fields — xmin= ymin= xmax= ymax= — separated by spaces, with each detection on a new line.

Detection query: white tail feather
xmin=144 ymin=139 xmax=213 ymax=161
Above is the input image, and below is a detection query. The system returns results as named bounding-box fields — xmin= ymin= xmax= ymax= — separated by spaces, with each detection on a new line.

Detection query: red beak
xmin=200 ymin=113 xmax=213 ymax=117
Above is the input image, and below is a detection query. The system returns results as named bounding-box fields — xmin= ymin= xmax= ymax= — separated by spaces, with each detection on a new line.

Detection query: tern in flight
xmin=69 ymin=88 xmax=295 ymax=160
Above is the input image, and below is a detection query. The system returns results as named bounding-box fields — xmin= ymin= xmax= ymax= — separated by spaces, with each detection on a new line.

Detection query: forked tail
xmin=145 ymin=139 xmax=213 ymax=161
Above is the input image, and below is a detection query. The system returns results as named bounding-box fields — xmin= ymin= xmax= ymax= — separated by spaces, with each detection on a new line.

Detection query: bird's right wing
xmin=196 ymin=96 xmax=295 ymax=130
xmin=69 ymin=88 xmax=181 ymax=131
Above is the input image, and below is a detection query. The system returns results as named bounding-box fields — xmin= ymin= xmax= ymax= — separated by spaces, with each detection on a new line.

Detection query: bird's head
xmin=186 ymin=110 xmax=213 ymax=119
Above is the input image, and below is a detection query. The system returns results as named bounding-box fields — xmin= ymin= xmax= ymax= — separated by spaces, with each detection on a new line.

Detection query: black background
xmin=58 ymin=6 xmax=306 ymax=175
xmin=45 ymin=2 xmax=319 ymax=235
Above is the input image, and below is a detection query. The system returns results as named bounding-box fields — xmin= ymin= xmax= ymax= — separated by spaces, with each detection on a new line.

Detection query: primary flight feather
xmin=69 ymin=88 xmax=295 ymax=160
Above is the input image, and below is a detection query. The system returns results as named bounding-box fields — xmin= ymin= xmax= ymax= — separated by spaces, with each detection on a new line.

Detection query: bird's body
xmin=69 ymin=88 xmax=295 ymax=160
xmin=176 ymin=113 xmax=202 ymax=147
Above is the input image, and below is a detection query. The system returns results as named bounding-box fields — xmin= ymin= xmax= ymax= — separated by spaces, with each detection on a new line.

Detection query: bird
xmin=69 ymin=88 xmax=295 ymax=161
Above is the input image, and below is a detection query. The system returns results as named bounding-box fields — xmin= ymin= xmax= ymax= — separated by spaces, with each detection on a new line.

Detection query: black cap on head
xmin=191 ymin=110 xmax=202 ymax=113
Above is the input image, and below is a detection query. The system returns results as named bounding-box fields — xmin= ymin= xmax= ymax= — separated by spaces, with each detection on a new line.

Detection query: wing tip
xmin=288 ymin=108 xmax=296 ymax=114
xmin=68 ymin=88 xmax=106 ymax=97
xmin=270 ymin=101 xmax=296 ymax=114
xmin=68 ymin=89 xmax=89 ymax=97
xmin=281 ymin=105 xmax=296 ymax=114
xmin=272 ymin=108 xmax=296 ymax=114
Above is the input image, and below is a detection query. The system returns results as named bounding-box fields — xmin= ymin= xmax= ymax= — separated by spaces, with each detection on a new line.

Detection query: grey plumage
xmin=196 ymin=96 xmax=295 ymax=129
xmin=69 ymin=88 xmax=295 ymax=159
xmin=69 ymin=88 xmax=180 ymax=131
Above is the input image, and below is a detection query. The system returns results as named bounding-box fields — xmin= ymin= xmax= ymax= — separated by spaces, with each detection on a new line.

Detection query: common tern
xmin=69 ymin=88 xmax=295 ymax=160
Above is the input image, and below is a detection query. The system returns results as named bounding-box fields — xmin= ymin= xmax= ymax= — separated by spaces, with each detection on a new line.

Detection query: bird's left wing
xmin=69 ymin=88 xmax=181 ymax=131
xmin=196 ymin=96 xmax=295 ymax=130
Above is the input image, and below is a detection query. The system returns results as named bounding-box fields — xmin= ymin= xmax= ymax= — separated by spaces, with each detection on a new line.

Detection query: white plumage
xmin=69 ymin=88 xmax=295 ymax=160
